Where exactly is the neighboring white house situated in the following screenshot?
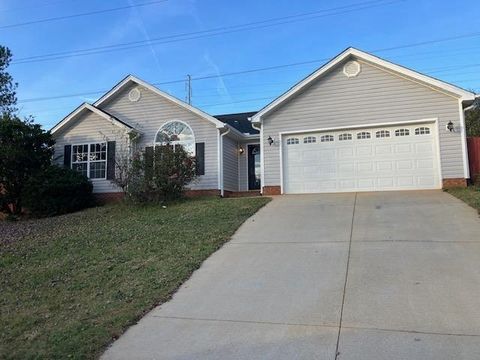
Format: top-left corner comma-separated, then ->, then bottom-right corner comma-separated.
51,47 -> 476,197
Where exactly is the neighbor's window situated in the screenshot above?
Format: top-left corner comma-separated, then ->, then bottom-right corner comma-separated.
286,138 -> 299,145
303,136 -> 316,144
357,131 -> 371,139
415,127 -> 430,135
155,121 -> 195,155
320,135 -> 334,142
395,128 -> 410,137
339,133 -> 352,141
72,143 -> 107,179
376,130 -> 390,138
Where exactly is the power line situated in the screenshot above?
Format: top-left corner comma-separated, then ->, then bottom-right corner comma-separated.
11,0 -> 401,64
0,0 -> 168,30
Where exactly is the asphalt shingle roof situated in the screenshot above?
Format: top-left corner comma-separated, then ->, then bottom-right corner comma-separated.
213,111 -> 259,135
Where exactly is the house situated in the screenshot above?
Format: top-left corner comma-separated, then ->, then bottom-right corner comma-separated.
51,47 -> 476,197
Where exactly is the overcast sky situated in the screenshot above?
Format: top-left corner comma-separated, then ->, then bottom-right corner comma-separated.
1,0 -> 479,129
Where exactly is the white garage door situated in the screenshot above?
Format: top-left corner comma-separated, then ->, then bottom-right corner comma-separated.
282,123 -> 440,194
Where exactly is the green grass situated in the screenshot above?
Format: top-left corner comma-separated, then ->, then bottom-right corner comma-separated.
0,197 -> 270,359
445,186 -> 480,213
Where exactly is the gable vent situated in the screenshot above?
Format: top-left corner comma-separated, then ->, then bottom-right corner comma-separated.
128,88 -> 141,102
343,61 -> 361,78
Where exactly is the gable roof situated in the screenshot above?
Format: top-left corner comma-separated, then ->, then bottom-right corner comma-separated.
51,103 -> 135,135
93,74 -> 226,129
251,47 -> 476,122
214,112 -> 259,135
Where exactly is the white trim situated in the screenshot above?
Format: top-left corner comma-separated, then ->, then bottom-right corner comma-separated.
251,122 -> 264,194
458,100 -> 470,179
279,135 -> 284,194
217,130 -> 222,190
277,118 -> 438,137
219,128 -> 231,197
51,103 -> 133,135
153,119 -> 196,155
251,48 -> 475,123
71,141 -> 108,180
94,75 -> 226,129
433,119 -> 444,182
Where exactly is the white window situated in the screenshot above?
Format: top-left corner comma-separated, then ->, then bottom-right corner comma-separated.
320,135 -> 334,142
339,133 -> 352,141
155,121 -> 195,155
303,136 -> 316,144
72,143 -> 107,179
376,130 -> 390,138
357,131 -> 371,139
395,128 -> 410,137
286,138 -> 299,145
415,127 -> 430,135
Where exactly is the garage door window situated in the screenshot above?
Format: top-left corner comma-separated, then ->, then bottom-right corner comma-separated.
286,138 -> 299,145
395,128 -> 410,137
303,136 -> 316,144
415,127 -> 430,135
357,131 -> 371,139
320,135 -> 334,142
339,133 -> 352,141
376,130 -> 390,138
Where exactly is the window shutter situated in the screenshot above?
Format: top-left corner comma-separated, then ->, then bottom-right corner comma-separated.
145,146 -> 154,180
64,145 -> 72,168
195,142 -> 205,176
106,141 -> 116,180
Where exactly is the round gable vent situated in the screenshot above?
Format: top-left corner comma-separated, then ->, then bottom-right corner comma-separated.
343,61 -> 361,78
128,88 -> 141,102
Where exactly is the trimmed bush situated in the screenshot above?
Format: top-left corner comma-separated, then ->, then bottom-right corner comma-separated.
23,165 -> 94,217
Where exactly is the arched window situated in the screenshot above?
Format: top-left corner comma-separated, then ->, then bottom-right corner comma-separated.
286,138 -> 299,145
339,133 -> 352,141
395,128 -> 410,137
155,121 -> 195,155
320,135 -> 334,142
415,127 -> 430,135
357,131 -> 371,139
376,130 -> 390,138
303,136 -> 316,144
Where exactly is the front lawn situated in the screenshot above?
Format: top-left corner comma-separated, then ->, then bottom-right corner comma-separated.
0,197 -> 270,359
445,186 -> 480,213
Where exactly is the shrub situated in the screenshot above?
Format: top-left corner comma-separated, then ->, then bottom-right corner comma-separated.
23,165 -> 94,217
119,145 -> 197,203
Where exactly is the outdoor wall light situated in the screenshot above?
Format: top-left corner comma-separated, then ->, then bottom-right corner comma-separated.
267,136 -> 274,146
446,121 -> 454,132
239,146 -> 245,155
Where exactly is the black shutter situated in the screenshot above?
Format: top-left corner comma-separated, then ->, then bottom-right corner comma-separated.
106,141 -> 116,180
64,145 -> 72,168
145,146 -> 154,180
195,142 -> 205,176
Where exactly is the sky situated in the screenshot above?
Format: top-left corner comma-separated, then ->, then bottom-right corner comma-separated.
1,0 -> 479,130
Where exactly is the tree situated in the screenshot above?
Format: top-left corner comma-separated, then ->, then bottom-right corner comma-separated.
0,114 -> 55,215
0,46 -> 17,115
466,99 -> 480,137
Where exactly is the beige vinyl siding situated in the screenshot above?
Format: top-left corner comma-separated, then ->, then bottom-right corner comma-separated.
262,57 -> 465,186
52,111 -> 128,193
222,136 -> 239,192
99,83 -> 219,190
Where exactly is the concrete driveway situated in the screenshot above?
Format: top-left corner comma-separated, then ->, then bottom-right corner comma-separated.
102,191 -> 480,360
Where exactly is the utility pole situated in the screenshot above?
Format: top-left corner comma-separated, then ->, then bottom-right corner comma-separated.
185,74 -> 192,104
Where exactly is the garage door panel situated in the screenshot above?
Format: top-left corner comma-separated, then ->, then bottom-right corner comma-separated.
283,122 -> 440,193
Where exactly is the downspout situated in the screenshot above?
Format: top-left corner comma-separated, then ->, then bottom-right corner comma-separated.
218,127 -> 231,197
251,120 -> 263,194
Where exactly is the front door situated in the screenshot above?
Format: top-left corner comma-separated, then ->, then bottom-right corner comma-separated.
248,144 -> 261,190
